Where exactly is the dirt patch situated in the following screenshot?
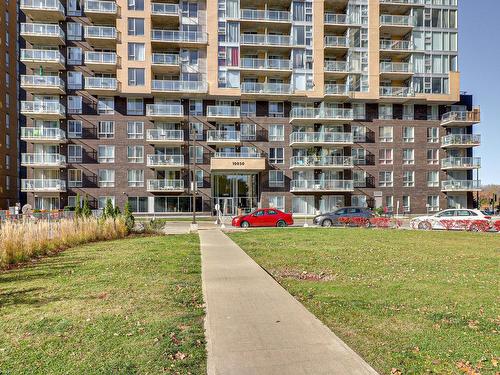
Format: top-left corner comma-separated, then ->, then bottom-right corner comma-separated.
271,268 -> 336,282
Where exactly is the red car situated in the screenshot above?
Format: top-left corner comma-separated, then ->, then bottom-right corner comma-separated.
232,209 -> 294,228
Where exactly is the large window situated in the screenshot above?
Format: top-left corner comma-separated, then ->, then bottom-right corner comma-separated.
403,127 -> 414,142
127,169 -> 144,187
128,68 -> 145,86
97,97 -> 114,114
98,170 -> 115,187
268,195 -> 285,211
98,121 -> 115,138
379,126 -> 393,142
269,124 -> 284,142
269,170 -> 284,187
403,171 -> 415,187
269,102 -> 284,117
269,148 -> 284,164
127,18 -> 144,36
128,0 -> 144,11
68,120 -> 82,138
127,121 -> 144,139
98,196 -> 115,209
68,169 -> 82,187
68,96 -> 82,114
427,195 -> 439,212
189,146 -> 203,163
127,98 -> 143,115
379,171 -> 393,187
128,197 -> 148,212
241,101 -> 256,117
68,144 -> 82,162
403,148 -> 414,165
98,145 -> 115,163
128,43 -> 145,61
427,171 -> 439,187
127,146 -> 144,163
379,148 -> 393,165
427,127 -> 439,142
427,149 -> 439,165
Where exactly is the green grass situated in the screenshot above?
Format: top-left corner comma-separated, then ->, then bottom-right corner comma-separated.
0,235 -> 206,374
228,228 -> 500,375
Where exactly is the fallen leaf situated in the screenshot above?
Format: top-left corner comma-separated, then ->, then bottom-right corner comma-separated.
174,351 -> 187,360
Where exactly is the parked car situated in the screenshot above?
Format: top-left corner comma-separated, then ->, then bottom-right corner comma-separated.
312,207 -> 374,227
232,209 -> 294,228
410,209 -> 492,231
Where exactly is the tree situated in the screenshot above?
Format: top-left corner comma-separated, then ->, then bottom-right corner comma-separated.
103,198 -> 115,220
82,196 -> 92,218
74,193 -> 82,218
123,200 -> 135,231
114,206 -> 121,217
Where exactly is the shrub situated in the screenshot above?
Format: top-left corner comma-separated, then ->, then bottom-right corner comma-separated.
369,217 -> 391,228
123,200 -> 135,232
102,198 -> 115,220
74,193 -> 82,218
494,220 -> 500,232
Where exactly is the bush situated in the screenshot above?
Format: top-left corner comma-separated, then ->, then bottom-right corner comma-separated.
369,217 -> 391,228
123,200 -> 135,232
82,196 -> 92,218
494,221 -> 500,232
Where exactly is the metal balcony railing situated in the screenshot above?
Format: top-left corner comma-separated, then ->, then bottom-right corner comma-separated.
240,9 -> 291,22
441,180 -> 481,191
84,77 -> 118,90
441,111 -> 481,125
84,0 -> 117,13
146,104 -> 184,117
21,179 -> 66,192
146,129 -> 184,142
380,86 -> 414,97
290,156 -> 354,168
213,152 -> 262,158
21,153 -> 66,166
441,157 -> 481,169
147,154 -> 184,167
20,23 -> 64,38
147,179 -> 184,191
21,127 -> 66,141
380,39 -> 413,51
380,0 -> 424,5
151,30 -> 207,43
151,80 -> 207,92
206,106 -> 240,118
21,101 -> 65,116
21,49 -> 65,64
290,180 -> 354,192
85,51 -> 117,64
152,53 -> 180,65
289,107 -> 354,121
380,15 -> 415,26
325,84 -> 350,95
84,26 -> 117,39
324,13 -> 359,25
21,75 -> 64,90
240,34 -> 291,46
441,134 -> 481,147
380,61 -> 413,73
324,35 -> 349,47
151,2 -> 179,15
240,58 -> 291,70
290,132 -> 353,144
207,130 -> 241,143
20,0 -> 64,12
241,82 -> 292,94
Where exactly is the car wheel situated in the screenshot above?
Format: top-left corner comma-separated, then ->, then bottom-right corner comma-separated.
364,219 -> 372,228
240,221 -> 250,228
322,219 -> 332,227
276,220 -> 287,228
418,221 -> 432,230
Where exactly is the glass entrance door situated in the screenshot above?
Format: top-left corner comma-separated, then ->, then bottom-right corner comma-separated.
213,174 -> 258,216
217,197 -> 235,216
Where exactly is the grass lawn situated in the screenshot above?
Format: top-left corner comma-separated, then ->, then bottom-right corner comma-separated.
228,228 -> 500,375
0,235 -> 206,374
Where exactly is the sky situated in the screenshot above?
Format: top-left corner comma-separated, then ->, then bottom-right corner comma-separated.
459,0 -> 500,185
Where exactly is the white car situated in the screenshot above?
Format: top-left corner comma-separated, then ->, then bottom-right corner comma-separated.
410,209 -> 492,231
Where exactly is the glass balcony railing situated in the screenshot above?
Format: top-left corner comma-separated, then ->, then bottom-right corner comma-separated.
20,0 -> 64,13
380,0 -> 424,5
151,80 -> 207,93
207,130 -> 241,143
380,62 -> 413,73
207,106 -> 241,118
325,84 -> 350,95
324,13 -> 359,25
21,153 -> 66,166
213,152 -> 262,158
147,154 -> 184,167
240,34 -> 291,46
20,23 -> 64,38
151,30 -> 207,43
290,156 -> 354,168
289,108 -> 354,121
21,179 -> 66,192
380,15 -> 415,26
21,75 -> 64,90
84,77 -> 118,90
21,101 -> 65,116
290,180 -> 354,192
441,157 -> 481,169
240,58 -> 291,70
290,132 -> 353,144
380,86 -> 414,97
21,49 -> 65,64
241,82 -> 292,94
84,0 -> 117,13
152,53 -> 180,65
146,104 -> 184,117
324,35 -> 349,47
151,2 -> 179,15
147,179 -> 184,191
380,39 -> 413,51
84,26 -> 117,39
84,51 -> 117,64
441,111 -> 481,125
21,127 -> 66,141
146,129 -> 184,142
240,9 -> 291,22
324,61 -> 347,72
441,134 -> 481,147
441,180 -> 481,191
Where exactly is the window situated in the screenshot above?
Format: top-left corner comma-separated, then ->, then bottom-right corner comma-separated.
379,148 -> 393,164
352,148 -> 366,165
127,121 -> 144,139
403,148 -> 414,164
68,169 -> 83,187
68,144 -> 82,162
189,100 -> 203,115
269,148 -> 284,164
98,196 -> 115,209
189,122 -> 203,140
68,47 -> 82,65
269,170 -> 284,187
98,121 -> 115,138
268,195 -> 285,211
195,170 -> 203,188
127,98 -> 143,115
5,176 -> 10,191
403,104 -> 414,120
402,195 -> 411,212
67,22 -> 82,40
427,149 -> 439,165
269,124 -> 284,141
128,43 -> 145,61
384,196 -> 394,211
403,127 -> 414,142
128,169 -> 144,187
128,18 -> 144,36
68,195 -> 83,208
379,126 -> 393,142
353,170 -> 366,187
128,68 -> 145,86
379,104 -> 393,119
379,171 -> 393,187
241,123 -> 256,141
67,71 -> 83,89
98,97 -> 114,114
98,170 -> 115,187
5,134 -> 10,149
68,96 -> 82,114
128,197 -> 148,212
269,102 -> 284,117
352,195 -> 367,208
352,125 -> 366,142
427,171 -> 439,187
189,146 -> 203,163
181,1 -> 198,17
98,145 -> 115,163
352,103 -> 366,119
241,101 -> 256,117
68,120 -> 82,138
128,0 -> 144,11
5,155 -> 10,169
403,171 -> 415,187
427,195 -> 439,212
427,127 -> 439,142
127,146 -> 144,163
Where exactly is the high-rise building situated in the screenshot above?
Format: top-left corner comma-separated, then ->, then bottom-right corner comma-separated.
0,0 -> 19,209
19,0 -> 481,215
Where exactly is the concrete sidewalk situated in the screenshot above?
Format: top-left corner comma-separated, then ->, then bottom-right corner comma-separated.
200,229 -> 378,375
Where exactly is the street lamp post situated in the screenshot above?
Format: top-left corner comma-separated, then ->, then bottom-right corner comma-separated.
188,109 -> 197,226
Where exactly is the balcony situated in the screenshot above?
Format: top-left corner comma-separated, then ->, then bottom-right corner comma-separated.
84,77 -> 118,94
21,179 -> 66,192
207,130 -> 241,146
240,58 -> 292,74
380,15 -> 415,36
324,84 -> 350,98
84,26 -> 118,47
146,104 -> 184,121
441,134 -> 481,148
380,0 -> 424,13
151,30 -> 207,45
324,35 -> 349,50
441,157 -> 481,170
241,82 -> 293,97
151,53 -> 180,73
21,127 -> 66,143
289,108 -> 354,124
211,152 -> 266,172
240,34 -> 291,48
379,86 -> 415,101
21,49 -> 65,70
151,3 -> 180,23
379,62 -> 413,79
20,23 -> 65,45
206,106 -> 241,122
146,129 -> 184,145
324,61 -> 361,78
290,180 -> 354,192
21,101 -> 65,120
324,13 -> 361,32
21,75 -> 65,94
147,179 -> 184,193
380,39 -> 414,58
290,156 -> 354,169
441,110 -> 481,127
21,153 -> 66,168
441,180 -> 481,192
84,0 -> 117,22
20,0 -> 65,21
151,80 -> 208,95
289,132 -> 353,147
84,51 -> 118,72
239,9 -> 291,24
146,154 -> 184,169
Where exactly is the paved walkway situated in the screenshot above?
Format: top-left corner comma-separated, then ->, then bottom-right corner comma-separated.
200,229 -> 379,375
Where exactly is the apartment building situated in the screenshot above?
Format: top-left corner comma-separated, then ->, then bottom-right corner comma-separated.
0,0 -> 19,209
19,0 -> 481,215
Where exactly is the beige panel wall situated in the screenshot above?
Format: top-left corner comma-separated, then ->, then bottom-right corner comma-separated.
211,157 -> 266,172
307,0 -> 325,99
